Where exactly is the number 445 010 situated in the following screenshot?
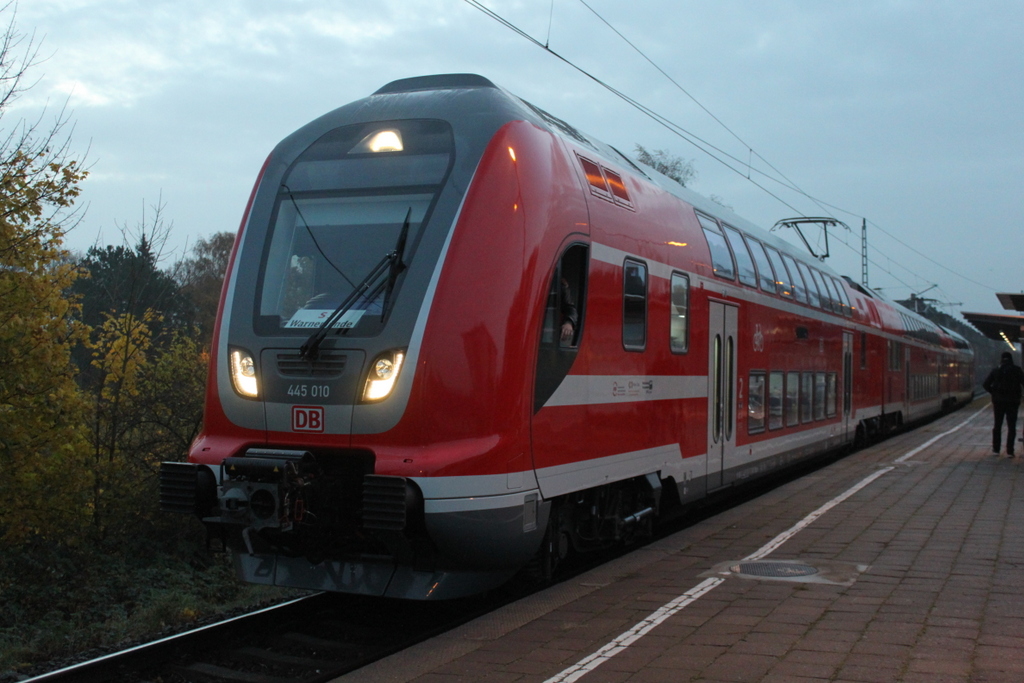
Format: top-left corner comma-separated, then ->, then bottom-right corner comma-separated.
287,384 -> 330,398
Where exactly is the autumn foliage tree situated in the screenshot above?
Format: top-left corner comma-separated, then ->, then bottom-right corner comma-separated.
0,13 -> 90,544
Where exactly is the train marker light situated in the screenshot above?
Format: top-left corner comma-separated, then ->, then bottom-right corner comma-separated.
363,350 -> 405,401
508,146 -> 516,162
352,129 -> 404,153
229,348 -> 259,398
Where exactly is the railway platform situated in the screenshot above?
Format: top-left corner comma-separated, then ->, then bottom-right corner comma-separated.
337,398 -> 1024,683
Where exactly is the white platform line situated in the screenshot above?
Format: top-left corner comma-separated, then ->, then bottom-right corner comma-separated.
894,403 -> 987,464
543,405 -> 985,683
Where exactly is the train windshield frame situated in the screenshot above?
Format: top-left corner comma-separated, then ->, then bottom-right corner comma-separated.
253,119 -> 455,337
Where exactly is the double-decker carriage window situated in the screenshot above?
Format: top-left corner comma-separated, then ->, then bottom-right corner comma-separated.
768,371 -> 784,430
670,272 -> 690,353
255,119 -> 454,336
764,245 -> 791,298
748,371 -> 766,434
798,262 -> 822,308
808,268 -> 830,310
623,259 -> 648,350
747,238 -> 777,293
814,372 -> 827,420
723,225 -> 757,287
832,276 -> 853,317
535,244 -> 589,411
818,273 -> 840,313
782,254 -> 809,304
800,372 -> 813,423
696,213 -> 735,280
785,371 -> 800,427
826,372 -> 838,417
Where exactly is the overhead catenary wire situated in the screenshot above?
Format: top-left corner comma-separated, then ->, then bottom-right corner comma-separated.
463,0 -> 1001,299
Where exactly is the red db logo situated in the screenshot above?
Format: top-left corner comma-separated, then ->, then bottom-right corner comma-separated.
292,406 -> 324,433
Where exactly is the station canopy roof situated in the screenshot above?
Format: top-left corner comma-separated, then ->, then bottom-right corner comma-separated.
961,311 -> 1024,343
996,292 -> 1024,312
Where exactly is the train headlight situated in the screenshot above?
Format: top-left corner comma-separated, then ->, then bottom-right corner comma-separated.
229,347 -> 259,399
363,350 -> 405,402
352,129 -> 404,154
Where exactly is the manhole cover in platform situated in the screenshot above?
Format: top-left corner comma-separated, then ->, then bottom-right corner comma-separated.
732,561 -> 818,578
701,559 -> 868,586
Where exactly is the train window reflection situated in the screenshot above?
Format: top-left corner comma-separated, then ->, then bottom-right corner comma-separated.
747,238 -> 777,293
723,226 -> 757,288
768,371 -> 784,430
748,371 -> 766,434
814,372 -> 827,420
764,246 -> 791,298
782,254 -> 809,304
696,213 -> 735,280
786,371 -> 800,427
623,259 -> 647,350
670,272 -> 689,353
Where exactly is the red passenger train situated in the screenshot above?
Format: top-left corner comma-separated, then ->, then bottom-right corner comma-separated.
160,74 -> 974,599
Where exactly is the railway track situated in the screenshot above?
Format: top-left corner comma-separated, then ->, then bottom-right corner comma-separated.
21,589 -> 512,683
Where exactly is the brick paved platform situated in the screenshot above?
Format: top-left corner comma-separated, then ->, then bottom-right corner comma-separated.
337,399 -> 1024,683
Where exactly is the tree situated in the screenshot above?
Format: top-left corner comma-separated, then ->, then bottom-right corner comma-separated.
0,7 -> 90,543
634,144 -> 697,188
73,202 -> 184,337
176,231 -> 235,346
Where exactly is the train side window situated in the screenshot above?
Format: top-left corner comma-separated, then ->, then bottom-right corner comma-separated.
821,274 -> 841,314
670,272 -> 689,353
888,340 -> 902,371
798,262 -> 822,308
832,276 -> 853,317
782,254 -> 809,304
768,371 -> 784,430
747,238 -> 777,293
534,244 -> 589,411
623,259 -> 647,351
748,371 -> 766,434
764,246 -> 791,298
826,373 -> 838,417
696,213 -> 736,280
785,371 -> 800,427
603,169 -> 632,206
723,225 -> 757,287
808,268 -> 831,310
814,372 -> 827,420
578,156 -> 611,198
800,372 -> 813,423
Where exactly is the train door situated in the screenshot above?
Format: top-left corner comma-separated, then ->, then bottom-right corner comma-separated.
842,331 -> 853,438
707,301 -> 738,491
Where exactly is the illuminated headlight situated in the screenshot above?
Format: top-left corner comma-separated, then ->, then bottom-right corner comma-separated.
363,350 -> 405,402
351,129 -> 404,154
229,348 -> 259,398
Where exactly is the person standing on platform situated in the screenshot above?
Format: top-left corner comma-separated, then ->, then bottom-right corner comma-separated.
982,351 -> 1024,457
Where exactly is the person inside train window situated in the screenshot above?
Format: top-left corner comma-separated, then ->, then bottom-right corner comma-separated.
559,276 -> 580,346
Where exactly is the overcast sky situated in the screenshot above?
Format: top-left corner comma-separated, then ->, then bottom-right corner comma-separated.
11,0 -> 1024,317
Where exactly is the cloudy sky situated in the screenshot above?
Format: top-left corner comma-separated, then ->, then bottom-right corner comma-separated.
11,0 -> 1024,316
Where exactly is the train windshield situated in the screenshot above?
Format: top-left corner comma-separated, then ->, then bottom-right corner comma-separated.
255,120 -> 453,336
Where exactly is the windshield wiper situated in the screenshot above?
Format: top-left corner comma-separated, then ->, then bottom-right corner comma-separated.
299,208 -> 413,360
380,207 -> 411,321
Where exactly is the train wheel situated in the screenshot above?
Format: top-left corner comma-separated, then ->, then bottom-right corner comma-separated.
525,501 -> 571,582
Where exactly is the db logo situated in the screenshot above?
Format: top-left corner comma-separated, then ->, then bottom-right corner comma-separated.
292,406 -> 325,433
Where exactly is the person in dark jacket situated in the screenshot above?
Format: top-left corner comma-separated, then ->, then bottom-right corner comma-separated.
982,351 -> 1024,456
